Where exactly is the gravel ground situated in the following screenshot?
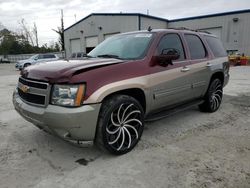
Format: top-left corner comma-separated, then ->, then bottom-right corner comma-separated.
0,64 -> 249,188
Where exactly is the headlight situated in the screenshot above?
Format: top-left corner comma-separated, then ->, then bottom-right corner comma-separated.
51,84 -> 85,107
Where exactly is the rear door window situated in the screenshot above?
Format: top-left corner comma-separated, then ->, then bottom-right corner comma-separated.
43,54 -> 55,59
185,34 -> 206,59
38,54 -> 44,59
157,33 -> 185,61
205,36 -> 227,57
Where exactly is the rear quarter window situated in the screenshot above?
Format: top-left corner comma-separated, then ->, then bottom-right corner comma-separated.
205,36 -> 227,57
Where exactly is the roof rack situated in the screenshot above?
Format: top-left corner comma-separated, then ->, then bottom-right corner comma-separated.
168,27 -> 211,34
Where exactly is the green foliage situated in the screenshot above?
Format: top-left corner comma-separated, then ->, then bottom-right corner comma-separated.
0,28 -> 60,55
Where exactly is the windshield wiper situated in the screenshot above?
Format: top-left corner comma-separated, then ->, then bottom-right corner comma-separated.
97,54 -> 122,59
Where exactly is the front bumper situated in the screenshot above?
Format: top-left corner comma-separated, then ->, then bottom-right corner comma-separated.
13,89 -> 101,141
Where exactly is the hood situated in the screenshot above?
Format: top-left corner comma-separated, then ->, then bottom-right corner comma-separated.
18,59 -> 31,64
21,58 -> 124,83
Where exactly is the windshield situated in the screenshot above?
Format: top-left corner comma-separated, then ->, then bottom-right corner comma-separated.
88,33 -> 154,60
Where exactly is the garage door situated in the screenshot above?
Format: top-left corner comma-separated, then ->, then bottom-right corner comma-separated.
70,39 -> 81,53
85,36 -> 98,53
200,27 -> 222,39
86,36 -> 98,48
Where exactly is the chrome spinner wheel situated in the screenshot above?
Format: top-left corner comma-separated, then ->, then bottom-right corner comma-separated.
105,103 -> 143,152
199,78 -> 223,112
209,79 -> 223,111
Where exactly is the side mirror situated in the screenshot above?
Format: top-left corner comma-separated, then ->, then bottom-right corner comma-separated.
155,48 -> 180,67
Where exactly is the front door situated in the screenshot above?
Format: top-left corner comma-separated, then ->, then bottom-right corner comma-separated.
149,33 -> 194,111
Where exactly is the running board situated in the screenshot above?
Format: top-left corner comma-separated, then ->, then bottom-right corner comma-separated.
145,100 -> 204,122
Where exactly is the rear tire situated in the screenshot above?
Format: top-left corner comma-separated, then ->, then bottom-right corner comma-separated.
199,78 -> 223,112
95,95 -> 144,155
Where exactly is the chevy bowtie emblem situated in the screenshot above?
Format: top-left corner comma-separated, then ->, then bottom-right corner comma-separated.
20,85 -> 30,93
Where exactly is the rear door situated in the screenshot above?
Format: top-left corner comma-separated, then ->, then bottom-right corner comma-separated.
183,34 -> 211,98
150,33 -> 194,111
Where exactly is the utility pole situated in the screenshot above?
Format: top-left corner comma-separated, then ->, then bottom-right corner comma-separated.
61,9 -> 65,51
33,22 -> 38,47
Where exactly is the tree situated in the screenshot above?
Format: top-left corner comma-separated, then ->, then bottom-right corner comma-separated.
52,9 -> 64,51
19,19 -> 35,46
0,27 -> 59,55
19,19 -> 39,47
0,20 -> 60,55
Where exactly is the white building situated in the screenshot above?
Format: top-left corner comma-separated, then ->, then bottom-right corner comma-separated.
64,9 -> 250,58
64,13 -> 167,58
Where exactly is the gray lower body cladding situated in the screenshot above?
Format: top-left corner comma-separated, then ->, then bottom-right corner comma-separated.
13,89 -> 101,141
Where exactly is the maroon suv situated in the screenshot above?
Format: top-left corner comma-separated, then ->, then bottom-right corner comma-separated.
13,29 -> 229,154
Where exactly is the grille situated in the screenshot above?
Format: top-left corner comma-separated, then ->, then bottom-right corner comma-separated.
18,77 -> 50,107
18,88 -> 45,105
19,77 -> 48,89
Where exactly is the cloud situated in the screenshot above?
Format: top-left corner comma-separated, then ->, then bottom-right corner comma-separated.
0,0 -> 249,46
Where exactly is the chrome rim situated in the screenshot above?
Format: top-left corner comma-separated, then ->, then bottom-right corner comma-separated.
209,79 -> 223,111
106,103 -> 142,151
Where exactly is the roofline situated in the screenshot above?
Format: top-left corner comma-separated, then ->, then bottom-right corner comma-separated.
64,13 -> 168,32
169,9 -> 250,22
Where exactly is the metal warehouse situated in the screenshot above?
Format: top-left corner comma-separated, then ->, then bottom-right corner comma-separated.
64,9 -> 250,58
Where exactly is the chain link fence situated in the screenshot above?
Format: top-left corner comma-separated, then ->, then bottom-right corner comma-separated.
0,52 -> 65,63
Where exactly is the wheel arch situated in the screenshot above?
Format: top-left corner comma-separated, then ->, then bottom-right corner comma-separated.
210,71 -> 224,85
101,88 -> 147,113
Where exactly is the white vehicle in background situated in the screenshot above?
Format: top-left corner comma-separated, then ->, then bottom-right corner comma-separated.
70,52 -> 87,59
15,54 -> 59,70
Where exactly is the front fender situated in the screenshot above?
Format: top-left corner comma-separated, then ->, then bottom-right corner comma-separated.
84,76 -> 148,104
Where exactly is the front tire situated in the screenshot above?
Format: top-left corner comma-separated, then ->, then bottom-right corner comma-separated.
95,95 -> 144,155
199,78 -> 223,112
23,63 -> 31,68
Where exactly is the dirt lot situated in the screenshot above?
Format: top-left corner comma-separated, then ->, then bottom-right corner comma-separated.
0,64 -> 250,188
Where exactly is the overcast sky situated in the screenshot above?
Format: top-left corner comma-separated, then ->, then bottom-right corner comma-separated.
0,0 -> 249,46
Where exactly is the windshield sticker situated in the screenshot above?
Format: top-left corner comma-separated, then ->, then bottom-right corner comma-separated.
134,34 -> 152,38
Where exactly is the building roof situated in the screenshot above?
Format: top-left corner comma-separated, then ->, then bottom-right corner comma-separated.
64,9 -> 250,32
64,13 -> 168,32
169,9 -> 250,22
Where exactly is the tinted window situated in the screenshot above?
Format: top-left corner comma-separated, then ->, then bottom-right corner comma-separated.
157,33 -> 185,61
185,34 -> 206,59
43,54 -> 56,58
205,36 -> 227,57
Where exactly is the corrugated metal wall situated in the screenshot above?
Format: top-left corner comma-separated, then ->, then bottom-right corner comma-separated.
169,12 -> 250,55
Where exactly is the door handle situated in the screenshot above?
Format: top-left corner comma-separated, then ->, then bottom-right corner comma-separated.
181,66 -> 190,72
206,62 -> 212,67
